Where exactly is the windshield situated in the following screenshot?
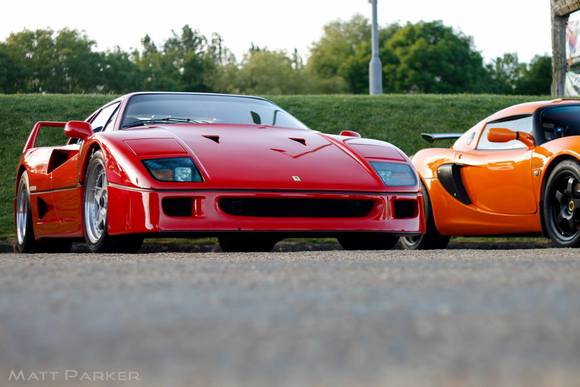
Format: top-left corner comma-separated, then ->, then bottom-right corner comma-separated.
121,94 -> 308,130
540,105 -> 580,143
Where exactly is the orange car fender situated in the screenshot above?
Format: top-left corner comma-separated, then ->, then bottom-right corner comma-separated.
534,137 -> 580,193
411,148 -> 456,180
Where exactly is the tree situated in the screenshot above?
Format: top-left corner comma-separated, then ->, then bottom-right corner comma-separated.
385,21 -> 487,93
337,24 -> 401,93
235,48 -> 311,94
307,15 -> 370,81
135,33 -> 180,91
3,28 -> 101,93
99,49 -> 141,93
0,43 -> 26,93
308,17 -> 488,94
515,55 -> 552,95
0,22 -> 551,95
485,53 -> 525,94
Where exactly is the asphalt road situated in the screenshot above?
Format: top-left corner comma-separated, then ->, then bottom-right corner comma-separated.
0,248 -> 579,387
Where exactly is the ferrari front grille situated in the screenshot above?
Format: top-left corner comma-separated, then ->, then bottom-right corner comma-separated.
218,198 -> 374,218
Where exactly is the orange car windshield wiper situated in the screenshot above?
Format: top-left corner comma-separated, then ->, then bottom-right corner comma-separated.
122,117 -> 197,129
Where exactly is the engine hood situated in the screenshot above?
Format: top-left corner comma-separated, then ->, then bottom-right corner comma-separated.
117,124 -> 408,192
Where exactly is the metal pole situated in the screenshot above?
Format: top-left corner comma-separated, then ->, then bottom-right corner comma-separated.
369,0 -> 383,95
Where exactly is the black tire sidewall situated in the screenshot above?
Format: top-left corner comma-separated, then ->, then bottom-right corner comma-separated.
83,151 -> 109,252
15,172 -> 36,253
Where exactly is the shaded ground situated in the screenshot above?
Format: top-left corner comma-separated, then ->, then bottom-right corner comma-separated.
0,248 -> 579,387
0,236 -> 554,254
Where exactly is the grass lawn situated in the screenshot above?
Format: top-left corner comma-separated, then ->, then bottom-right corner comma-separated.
0,93 -> 548,241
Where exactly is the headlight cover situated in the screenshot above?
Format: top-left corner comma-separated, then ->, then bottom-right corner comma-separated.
142,158 -> 203,182
370,161 -> 417,187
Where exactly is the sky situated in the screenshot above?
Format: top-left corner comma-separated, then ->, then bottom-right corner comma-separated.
0,0 -> 551,63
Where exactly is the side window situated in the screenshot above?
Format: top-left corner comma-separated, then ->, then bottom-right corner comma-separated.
90,103 -> 120,133
103,105 -> 120,132
477,116 -> 533,150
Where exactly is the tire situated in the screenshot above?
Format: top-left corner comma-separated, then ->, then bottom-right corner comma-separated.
338,233 -> 399,250
218,234 -> 278,252
399,181 -> 450,250
83,150 -> 143,253
15,172 -> 72,253
542,159 -> 580,248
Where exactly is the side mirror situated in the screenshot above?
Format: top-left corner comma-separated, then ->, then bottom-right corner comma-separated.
340,130 -> 361,138
487,128 -> 535,149
64,121 -> 92,140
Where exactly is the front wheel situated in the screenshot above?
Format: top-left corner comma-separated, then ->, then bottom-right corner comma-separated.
542,160 -> 580,248
338,233 -> 399,250
83,150 -> 143,253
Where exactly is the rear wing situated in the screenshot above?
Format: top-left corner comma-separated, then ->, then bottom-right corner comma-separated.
421,133 -> 462,143
23,121 -> 66,152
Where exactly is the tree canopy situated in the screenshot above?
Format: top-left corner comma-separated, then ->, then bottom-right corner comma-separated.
0,17 -> 551,95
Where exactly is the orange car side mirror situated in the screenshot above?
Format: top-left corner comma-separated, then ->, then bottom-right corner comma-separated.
64,121 -> 92,140
340,130 -> 361,138
487,128 -> 535,149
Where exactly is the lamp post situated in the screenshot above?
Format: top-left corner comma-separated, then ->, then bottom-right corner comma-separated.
369,0 -> 383,95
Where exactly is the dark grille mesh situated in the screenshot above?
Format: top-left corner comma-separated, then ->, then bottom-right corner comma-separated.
219,198 -> 374,218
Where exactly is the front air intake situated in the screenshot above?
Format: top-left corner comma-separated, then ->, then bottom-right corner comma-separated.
219,198 -> 374,218
393,199 -> 418,219
162,197 -> 193,217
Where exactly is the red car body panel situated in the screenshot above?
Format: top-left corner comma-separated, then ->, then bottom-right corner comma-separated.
15,93 -> 424,241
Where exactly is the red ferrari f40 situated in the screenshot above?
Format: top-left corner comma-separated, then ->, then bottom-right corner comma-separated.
15,93 -> 424,253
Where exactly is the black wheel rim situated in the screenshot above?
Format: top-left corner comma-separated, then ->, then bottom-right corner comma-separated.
549,172 -> 580,240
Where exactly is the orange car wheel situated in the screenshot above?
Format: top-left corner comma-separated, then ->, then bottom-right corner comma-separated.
400,181 -> 450,250
543,160 -> 580,248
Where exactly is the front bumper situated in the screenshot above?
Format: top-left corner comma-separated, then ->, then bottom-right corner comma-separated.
107,184 -> 425,236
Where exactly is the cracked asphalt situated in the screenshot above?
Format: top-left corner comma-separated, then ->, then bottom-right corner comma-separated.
0,248 -> 579,387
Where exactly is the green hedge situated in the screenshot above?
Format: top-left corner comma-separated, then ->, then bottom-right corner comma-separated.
0,94 -> 546,239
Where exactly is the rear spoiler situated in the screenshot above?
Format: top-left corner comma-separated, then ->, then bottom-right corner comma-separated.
421,133 -> 462,143
23,121 -> 66,152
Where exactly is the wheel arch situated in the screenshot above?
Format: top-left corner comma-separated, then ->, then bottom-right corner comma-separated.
78,142 -> 103,186
15,165 -> 27,189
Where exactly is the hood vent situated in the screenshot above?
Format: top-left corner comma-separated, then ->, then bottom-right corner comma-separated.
290,137 -> 306,146
203,135 -> 220,144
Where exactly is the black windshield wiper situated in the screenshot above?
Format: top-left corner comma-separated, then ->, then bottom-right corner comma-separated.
122,116 -> 195,129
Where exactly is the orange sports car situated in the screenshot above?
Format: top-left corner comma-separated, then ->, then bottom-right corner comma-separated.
401,99 -> 580,249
